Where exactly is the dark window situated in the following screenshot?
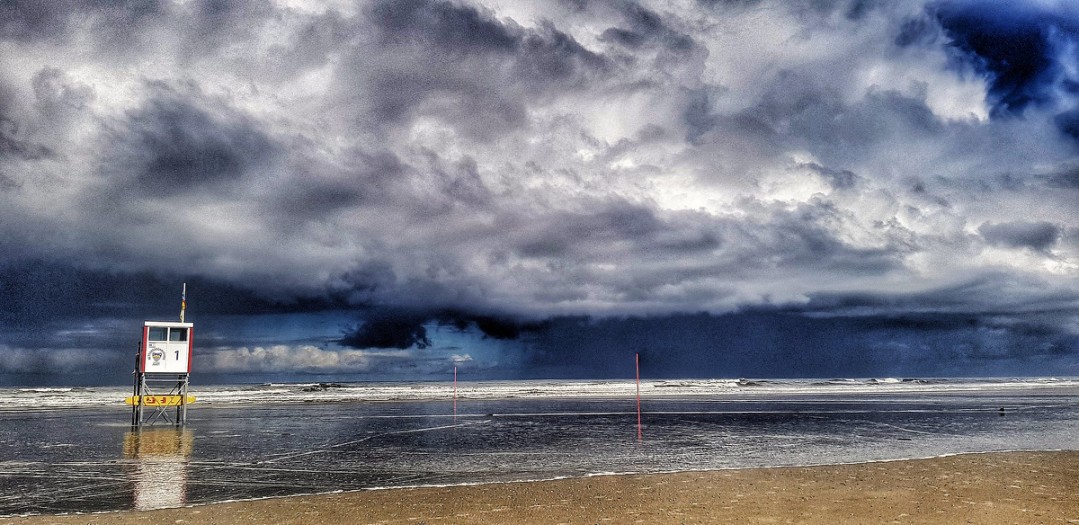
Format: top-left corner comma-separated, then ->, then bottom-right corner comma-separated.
148,327 -> 168,341
169,328 -> 188,342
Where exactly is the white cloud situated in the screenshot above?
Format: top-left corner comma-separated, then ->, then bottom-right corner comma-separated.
200,344 -> 480,375
201,345 -> 376,373
0,346 -> 124,374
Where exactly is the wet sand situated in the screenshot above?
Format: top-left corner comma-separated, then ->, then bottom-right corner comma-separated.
4,451 -> 1078,524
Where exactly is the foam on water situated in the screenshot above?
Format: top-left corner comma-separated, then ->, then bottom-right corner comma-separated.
3,377 -> 1078,411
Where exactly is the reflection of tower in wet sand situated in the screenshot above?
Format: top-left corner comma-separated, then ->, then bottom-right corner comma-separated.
123,429 -> 193,511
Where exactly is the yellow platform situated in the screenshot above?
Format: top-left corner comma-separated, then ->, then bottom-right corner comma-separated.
125,395 -> 196,406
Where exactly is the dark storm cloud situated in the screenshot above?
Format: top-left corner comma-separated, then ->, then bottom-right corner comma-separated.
337,309 -> 544,350
1046,166 -> 1079,190
354,0 -> 611,137
519,306 -> 1079,379
0,0 -> 169,48
0,173 -> 17,191
381,0 -> 613,83
933,0 -> 1079,145
806,274 -> 1079,318
0,261 -> 327,331
600,2 -> 696,53
522,198 -> 891,276
0,259 -> 356,380
370,0 -> 518,52
933,1 -> 1079,116
894,13 -> 938,48
979,221 -> 1061,251
110,85 -> 279,197
698,0 -> 881,14
0,0 -> 286,63
181,0 -> 277,55
270,147 -> 496,233
0,80 -> 53,163
270,151 -> 406,220
685,76 -> 947,163
340,310 -> 432,349
0,121 -> 53,163
517,202 -> 663,258
0,0 -> 82,42
1053,109 -> 1079,141
469,314 -> 540,340
801,162 -> 860,190
0,259 -> 351,384
752,74 -> 943,146
695,0 -> 764,7
699,199 -> 906,278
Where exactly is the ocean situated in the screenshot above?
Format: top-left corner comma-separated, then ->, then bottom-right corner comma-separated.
2,378 -> 1077,516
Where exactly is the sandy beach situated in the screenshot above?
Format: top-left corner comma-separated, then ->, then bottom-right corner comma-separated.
3,451 -> 1077,524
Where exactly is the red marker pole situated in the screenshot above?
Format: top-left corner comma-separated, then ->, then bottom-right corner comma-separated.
636,353 -> 642,442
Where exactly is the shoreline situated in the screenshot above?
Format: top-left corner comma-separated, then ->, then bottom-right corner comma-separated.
4,450 -> 1078,524
8,377 -> 1079,410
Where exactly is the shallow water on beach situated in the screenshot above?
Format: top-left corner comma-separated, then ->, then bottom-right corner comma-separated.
1,379 -> 1078,516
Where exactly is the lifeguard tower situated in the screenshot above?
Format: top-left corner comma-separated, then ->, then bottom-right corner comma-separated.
130,285 -> 194,427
